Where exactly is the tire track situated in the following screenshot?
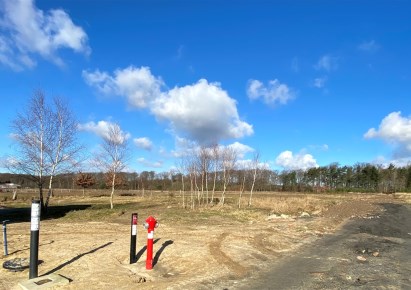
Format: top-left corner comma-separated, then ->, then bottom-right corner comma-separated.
209,232 -> 248,277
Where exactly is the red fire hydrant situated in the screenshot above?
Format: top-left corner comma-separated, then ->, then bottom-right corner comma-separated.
144,216 -> 158,270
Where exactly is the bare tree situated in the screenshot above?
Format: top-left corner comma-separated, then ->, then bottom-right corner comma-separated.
248,151 -> 260,207
220,147 -> 237,206
45,97 -> 83,208
8,90 -> 81,212
197,145 -> 211,205
238,163 -> 247,209
104,172 -> 126,190
175,158 -> 187,208
94,123 -> 129,209
187,157 -> 197,209
210,144 -> 220,205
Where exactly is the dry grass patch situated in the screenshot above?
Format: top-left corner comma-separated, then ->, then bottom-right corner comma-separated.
250,194 -> 337,215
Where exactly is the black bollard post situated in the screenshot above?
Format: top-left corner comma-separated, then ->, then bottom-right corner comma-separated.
29,200 -> 41,279
2,220 -> 9,256
130,213 -> 138,264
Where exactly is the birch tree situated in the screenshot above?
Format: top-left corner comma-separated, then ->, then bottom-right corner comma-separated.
94,123 -> 129,209
197,146 -> 211,205
248,151 -> 260,207
220,147 -> 237,205
210,144 -> 220,205
44,97 -> 83,208
8,90 -> 81,212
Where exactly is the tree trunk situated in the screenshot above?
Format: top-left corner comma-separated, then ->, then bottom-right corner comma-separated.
12,189 -> 17,200
190,174 -> 194,209
248,167 -> 257,207
38,183 -> 45,214
239,174 -> 246,208
211,168 -> 217,205
220,165 -> 228,206
45,175 -> 55,210
110,173 -> 116,209
181,174 -> 185,208
205,171 -> 209,206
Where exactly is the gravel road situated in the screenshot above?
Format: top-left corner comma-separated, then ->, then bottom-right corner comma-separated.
239,202 -> 411,289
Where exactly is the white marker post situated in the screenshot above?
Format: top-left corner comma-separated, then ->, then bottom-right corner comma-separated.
29,200 -> 41,279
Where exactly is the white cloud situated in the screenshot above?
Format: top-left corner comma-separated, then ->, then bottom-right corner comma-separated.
82,66 -> 164,108
237,159 -> 269,170
364,111 -> 411,157
170,138 -> 254,160
358,40 -> 380,52
247,79 -> 295,106
313,77 -> 327,88
134,137 -> 153,151
227,142 -> 254,158
275,150 -> 318,170
0,0 -> 89,70
78,120 -> 130,143
371,155 -> 411,168
315,55 -> 338,71
84,67 -> 253,144
137,157 -> 163,168
170,136 -> 197,158
152,79 -> 253,143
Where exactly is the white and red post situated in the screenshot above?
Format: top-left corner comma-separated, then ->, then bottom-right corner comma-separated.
144,216 -> 158,270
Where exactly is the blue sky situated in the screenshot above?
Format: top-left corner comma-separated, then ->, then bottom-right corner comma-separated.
1,0 -> 411,173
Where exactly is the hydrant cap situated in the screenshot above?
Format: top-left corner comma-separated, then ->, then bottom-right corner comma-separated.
145,216 -> 156,223
145,216 -> 158,227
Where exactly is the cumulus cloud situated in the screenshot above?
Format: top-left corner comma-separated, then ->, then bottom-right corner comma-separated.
151,79 -> 253,143
82,66 -> 164,108
358,40 -> 380,52
170,137 -> 197,158
275,150 -> 318,170
84,66 -> 253,144
364,111 -> 411,157
0,0 -> 89,70
170,137 -> 254,160
227,142 -> 254,158
137,157 -> 163,168
78,120 -> 130,143
134,137 -> 153,151
315,55 -> 338,71
313,77 -> 327,88
247,79 -> 295,106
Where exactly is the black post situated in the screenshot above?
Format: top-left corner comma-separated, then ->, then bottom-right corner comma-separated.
29,200 -> 41,279
2,220 -> 9,256
130,213 -> 138,264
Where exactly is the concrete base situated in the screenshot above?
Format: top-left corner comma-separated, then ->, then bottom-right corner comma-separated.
18,274 -> 70,290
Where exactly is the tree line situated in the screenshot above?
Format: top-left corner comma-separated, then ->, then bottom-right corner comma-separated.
3,161 -> 411,195
3,91 -> 411,213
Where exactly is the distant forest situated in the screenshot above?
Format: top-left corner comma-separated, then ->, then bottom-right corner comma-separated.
1,162 -> 411,193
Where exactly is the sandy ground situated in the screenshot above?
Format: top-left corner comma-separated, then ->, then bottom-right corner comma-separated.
0,193 -> 408,290
239,201 -> 411,289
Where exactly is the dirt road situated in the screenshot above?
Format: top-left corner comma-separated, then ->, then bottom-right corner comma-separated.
1,193 -> 410,289
238,202 -> 411,289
